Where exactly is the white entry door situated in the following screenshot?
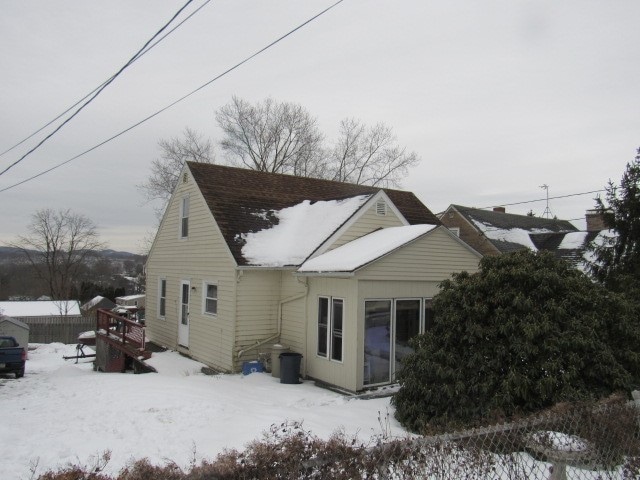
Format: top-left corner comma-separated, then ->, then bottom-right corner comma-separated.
178,280 -> 190,347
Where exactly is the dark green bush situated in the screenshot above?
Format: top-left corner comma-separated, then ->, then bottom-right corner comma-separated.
392,250 -> 640,432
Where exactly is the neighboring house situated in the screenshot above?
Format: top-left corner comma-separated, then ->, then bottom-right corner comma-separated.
145,162 -> 481,393
0,300 -> 90,344
114,294 -> 146,323
115,294 -> 146,308
439,205 -> 606,270
80,296 -> 116,320
0,315 -> 29,354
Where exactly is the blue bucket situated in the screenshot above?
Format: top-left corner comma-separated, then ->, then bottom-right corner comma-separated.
242,361 -> 265,375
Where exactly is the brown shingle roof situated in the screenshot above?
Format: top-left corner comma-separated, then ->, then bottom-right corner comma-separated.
187,162 -> 440,265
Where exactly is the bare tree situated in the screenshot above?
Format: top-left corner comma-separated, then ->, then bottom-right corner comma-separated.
329,118 -> 420,188
10,209 -> 106,301
216,96 -> 325,177
140,127 -> 214,209
150,99 -> 420,203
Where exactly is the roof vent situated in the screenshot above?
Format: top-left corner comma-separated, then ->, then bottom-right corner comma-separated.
376,200 -> 387,216
183,172 -> 188,184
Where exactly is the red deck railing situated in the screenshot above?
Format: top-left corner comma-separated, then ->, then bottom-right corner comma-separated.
96,308 -> 146,353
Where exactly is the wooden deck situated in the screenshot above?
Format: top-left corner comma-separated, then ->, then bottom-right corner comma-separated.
94,308 -> 153,373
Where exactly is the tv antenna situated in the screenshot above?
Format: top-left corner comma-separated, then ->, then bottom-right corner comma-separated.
540,184 -> 553,218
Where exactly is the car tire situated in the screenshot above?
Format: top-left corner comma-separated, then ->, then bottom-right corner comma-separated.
15,370 -> 24,379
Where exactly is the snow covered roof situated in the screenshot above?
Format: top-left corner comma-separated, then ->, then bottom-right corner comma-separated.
475,222 -> 555,252
116,294 -> 145,302
298,224 -> 438,273
446,205 -> 578,254
0,301 -> 81,317
186,162 -> 440,266
242,195 -> 371,267
558,231 -> 590,250
581,229 -> 617,268
81,296 -> 116,312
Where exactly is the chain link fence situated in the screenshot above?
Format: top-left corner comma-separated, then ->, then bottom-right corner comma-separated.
368,396 -> 640,479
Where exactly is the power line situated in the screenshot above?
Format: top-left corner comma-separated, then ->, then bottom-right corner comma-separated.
0,0 -> 346,194
0,0 -> 211,159
0,0 -> 200,177
435,189 -> 607,218
479,189 -> 606,210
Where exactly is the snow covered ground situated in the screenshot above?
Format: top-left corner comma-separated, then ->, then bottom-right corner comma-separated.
0,343 -> 407,479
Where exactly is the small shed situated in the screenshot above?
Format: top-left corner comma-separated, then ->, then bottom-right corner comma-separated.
0,315 -> 29,354
115,294 -> 145,308
81,296 -> 116,319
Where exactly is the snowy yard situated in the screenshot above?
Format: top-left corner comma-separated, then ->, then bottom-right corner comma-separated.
0,343 -> 406,479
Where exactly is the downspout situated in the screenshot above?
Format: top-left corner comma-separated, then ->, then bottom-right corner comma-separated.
236,276 -> 308,360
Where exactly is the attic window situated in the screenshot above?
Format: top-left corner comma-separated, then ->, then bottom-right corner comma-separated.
376,200 -> 387,216
182,172 -> 188,184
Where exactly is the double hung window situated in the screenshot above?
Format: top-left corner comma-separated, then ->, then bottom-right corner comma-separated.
317,297 -> 344,362
180,196 -> 190,238
158,278 -> 167,318
203,283 -> 218,315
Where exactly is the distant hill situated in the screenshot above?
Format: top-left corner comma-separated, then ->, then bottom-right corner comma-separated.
0,247 -> 146,264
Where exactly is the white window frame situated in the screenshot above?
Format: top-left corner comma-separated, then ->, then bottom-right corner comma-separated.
180,195 -> 190,239
423,297 -> 435,332
202,281 -> 218,316
317,296 -> 344,363
158,277 -> 167,319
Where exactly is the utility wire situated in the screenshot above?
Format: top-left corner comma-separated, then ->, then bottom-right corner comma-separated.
0,0 -> 346,193
0,0 -> 199,177
435,189 -> 607,218
0,0 -> 211,159
478,189 -> 606,210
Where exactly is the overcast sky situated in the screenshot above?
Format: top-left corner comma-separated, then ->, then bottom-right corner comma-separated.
1,1 -> 638,253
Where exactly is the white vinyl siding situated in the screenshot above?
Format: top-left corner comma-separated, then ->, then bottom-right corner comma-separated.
356,227 -> 481,281
146,167 -> 237,372
234,269 -> 280,368
305,277 -> 358,390
279,272 -> 307,355
330,201 -> 404,250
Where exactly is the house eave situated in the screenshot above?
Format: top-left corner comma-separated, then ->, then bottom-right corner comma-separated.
294,271 -> 355,278
235,265 -> 299,271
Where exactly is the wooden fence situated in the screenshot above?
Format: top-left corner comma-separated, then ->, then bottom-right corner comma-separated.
17,316 -> 95,344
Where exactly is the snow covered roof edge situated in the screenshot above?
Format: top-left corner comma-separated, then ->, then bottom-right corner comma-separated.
297,224 -> 439,273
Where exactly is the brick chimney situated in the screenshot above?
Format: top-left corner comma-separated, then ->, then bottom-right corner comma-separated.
493,207 -> 506,213
585,209 -> 607,231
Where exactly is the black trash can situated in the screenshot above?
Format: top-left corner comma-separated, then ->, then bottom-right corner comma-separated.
279,352 -> 303,384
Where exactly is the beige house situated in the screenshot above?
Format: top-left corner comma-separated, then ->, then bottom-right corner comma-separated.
145,163 -> 481,392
